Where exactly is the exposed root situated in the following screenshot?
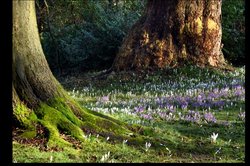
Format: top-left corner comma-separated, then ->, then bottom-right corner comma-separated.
13,96 -> 167,150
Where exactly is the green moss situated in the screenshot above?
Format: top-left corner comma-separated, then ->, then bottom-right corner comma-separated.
33,97 -> 141,148
36,101 -> 85,147
20,130 -> 37,139
47,97 -> 83,126
13,102 -> 38,138
39,119 -> 72,148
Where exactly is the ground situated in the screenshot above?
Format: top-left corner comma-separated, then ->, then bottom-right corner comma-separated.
13,65 -> 245,163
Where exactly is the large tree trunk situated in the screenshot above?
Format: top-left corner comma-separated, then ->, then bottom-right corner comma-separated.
113,0 -> 227,71
13,0 -> 64,109
12,0 -> 140,147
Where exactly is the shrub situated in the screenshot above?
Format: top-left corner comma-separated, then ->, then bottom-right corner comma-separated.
222,0 -> 245,66
38,0 -> 145,75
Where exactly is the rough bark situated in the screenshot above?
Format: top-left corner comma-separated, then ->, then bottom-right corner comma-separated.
113,0 -> 227,71
13,0 -> 64,109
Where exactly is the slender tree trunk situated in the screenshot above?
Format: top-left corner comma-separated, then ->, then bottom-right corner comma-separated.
43,0 -> 62,75
113,0 -> 227,71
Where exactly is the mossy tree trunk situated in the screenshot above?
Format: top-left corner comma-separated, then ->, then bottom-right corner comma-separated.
13,0 -> 156,148
113,0 -> 227,71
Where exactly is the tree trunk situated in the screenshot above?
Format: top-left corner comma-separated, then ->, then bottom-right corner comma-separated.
113,0 -> 227,71
13,0 -> 64,109
13,0 -> 161,148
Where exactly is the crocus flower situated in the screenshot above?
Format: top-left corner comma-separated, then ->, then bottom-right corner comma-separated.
211,133 -> 218,143
145,142 -> 151,152
100,152 -> 110,162
204,112 -> 217,123
101,96 -> 109,103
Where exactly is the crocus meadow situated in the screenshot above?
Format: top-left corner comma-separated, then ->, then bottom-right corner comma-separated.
13,66 -> 245,163
69,66 -> 245,127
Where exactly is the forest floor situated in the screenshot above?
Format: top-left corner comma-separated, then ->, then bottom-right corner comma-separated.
13,65 -> 245,163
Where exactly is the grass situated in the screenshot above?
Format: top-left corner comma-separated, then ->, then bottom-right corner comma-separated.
13,65 -> 245,163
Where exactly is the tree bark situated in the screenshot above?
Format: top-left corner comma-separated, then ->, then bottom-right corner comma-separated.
13,0 -> 64,109
113,0 -> 227,71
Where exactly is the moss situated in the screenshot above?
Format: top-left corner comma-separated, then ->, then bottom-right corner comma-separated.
97,118 -> 129,134
46,97 -> 83,126
41,121 -> 71,148
36,101 -> 85,147
20,130 -> 37,139
13,102 -> 38,138
33,97 -> 140,148
127,136 -> 145,146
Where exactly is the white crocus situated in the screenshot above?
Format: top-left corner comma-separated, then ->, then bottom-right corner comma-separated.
145,142 -> 151,152
211,133 -> 218,143
100,151 -> 110,162
123,139 -> 128,144
49,156 -> 53,163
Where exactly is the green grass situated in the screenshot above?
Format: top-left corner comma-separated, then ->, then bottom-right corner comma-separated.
13,65 -> 245,163
13,121 -> 244,163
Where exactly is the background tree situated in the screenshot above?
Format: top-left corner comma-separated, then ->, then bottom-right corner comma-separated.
113,0 -> 230,71
36,0 -> 244,75
13,0 -> 150,147
36,0 -> 145,75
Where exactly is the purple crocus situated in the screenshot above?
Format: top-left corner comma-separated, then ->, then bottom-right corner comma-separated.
204,112 -> 217,123
101,96 -> 109,103
134,106 -> 144,113
184,110 -> 201,123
